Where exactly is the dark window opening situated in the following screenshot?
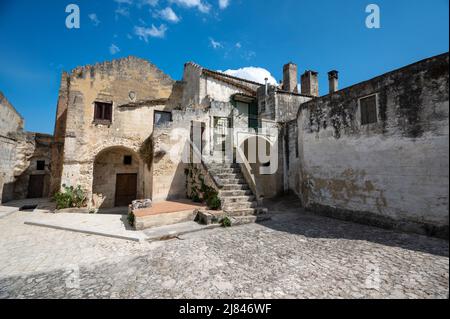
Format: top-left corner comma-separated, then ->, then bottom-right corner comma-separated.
360,95 -> 378,125
154,111 -> 172,127
94,102 -> 113,123
36,160 -> 45,171
261,101 -> 266,113
123,156 -> 133,165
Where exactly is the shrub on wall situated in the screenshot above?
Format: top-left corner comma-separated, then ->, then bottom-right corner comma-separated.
186,164 -> 222,211
53,185 -> 87,209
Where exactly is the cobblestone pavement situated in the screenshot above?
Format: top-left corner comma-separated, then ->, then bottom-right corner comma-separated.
0,210 -> 448,299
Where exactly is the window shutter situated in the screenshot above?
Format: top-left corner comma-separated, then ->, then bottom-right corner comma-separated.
104,104 -> 112,121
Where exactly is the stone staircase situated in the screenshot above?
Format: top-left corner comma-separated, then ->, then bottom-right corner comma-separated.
207,162 -> 269,225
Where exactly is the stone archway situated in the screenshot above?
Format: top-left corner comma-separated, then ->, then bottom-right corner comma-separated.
92,146 -> 145,209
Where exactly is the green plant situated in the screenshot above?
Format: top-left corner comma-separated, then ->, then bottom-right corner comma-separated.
53,185 -> 87,209
206,193 -> 221,210
128,212 -> 135,228
221,216 -> 232,228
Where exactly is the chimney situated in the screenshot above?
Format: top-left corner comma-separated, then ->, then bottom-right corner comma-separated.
264,78 -> 269,96
301,70 -> 319,97
328,70 -> 339,94
282,62 -> 298,93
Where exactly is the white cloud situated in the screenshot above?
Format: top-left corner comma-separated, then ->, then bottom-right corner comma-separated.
218,0 -> 230,9
115,6 -> 130,17
88,13 -> 100,26
109,44 -> 121,55
134,24 -> 168,42
235,42 -> 241,49
114,0 -> 133,4
221,67 -> 278,85
169,0 -> 211,13
155,7 -> 180,23
209,37 -> 223,49
140,0 -> 158,6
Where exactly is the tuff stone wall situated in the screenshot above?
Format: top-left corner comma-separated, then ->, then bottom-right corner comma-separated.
13,133 -> 52,200
296,53 -> 449,238
0,92 -> 24,203
55,56 -> 178,207
92,147 -> 145,209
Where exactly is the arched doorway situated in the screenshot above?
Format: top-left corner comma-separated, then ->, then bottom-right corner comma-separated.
92,146 -> 145,209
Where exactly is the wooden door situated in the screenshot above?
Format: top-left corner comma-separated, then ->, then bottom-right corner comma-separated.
115,174 -> 137,207
28,175 -> 45,198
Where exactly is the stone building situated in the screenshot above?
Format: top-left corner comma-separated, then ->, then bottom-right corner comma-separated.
49,53 -> 448,237
290,53 -> 449,238
0,92 -> 52,203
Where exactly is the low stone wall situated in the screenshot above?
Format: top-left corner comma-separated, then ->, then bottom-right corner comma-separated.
134,210 -> 197,230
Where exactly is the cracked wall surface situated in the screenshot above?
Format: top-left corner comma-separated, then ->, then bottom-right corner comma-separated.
295,53 -> 449,237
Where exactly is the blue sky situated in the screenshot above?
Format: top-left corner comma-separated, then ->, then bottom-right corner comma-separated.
0,0 -> 448,134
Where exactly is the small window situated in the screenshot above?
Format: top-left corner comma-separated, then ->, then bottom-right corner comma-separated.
94,102 -> 113,123
36,160 -> 45,171
123,156 -> 132,165
261,101 -> 266,113
154,111 -> 172,127
360,95 -> 378,125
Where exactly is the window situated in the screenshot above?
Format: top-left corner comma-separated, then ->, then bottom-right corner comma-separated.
36,160 -> 45,171
123,156 -> 132,165
154,111 -> 172,127
94,102 -> 113,123
360,95 -> 378,125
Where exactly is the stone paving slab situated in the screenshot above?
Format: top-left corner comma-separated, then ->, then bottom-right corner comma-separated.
0,206 -> 19,219
24,213 -> 148,242
1,207 -> 448,299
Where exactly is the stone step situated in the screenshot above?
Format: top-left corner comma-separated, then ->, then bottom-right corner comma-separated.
220,190 -> 253,197
230,215 -> 271,226
224,208 -> 257,217
208,163 -> 240,169
222,184 -> 250,191
209,167 -> 241,175
221,195 -> 256,204
223,201 -> 257,210
218,178 -> 247,185
216,173 -> 244,180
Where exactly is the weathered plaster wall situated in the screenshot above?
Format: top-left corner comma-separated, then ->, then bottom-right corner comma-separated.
151,109 -> 211,202
296,53 -> 449,237
0,92 -> 24,203
286,120 -> 301,196
257,86 -> 312,123
182,63 -> 260,108
57,56 -> 177,206
0,137 -> 17,203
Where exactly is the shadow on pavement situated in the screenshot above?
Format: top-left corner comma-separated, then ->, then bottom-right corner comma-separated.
259,195 -> 449,258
